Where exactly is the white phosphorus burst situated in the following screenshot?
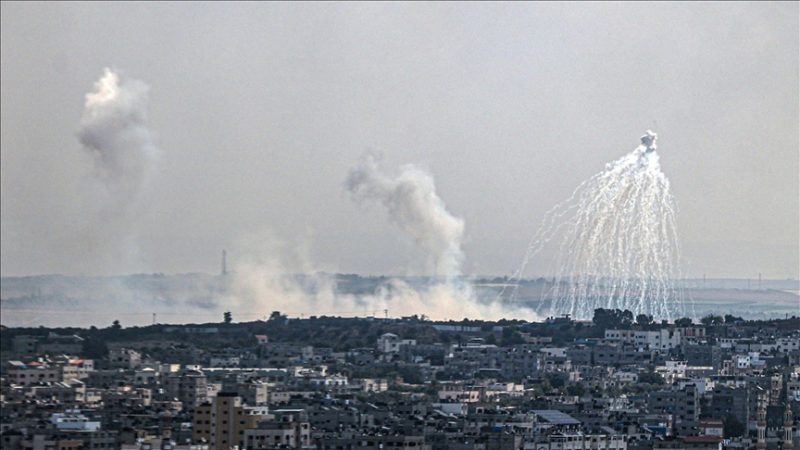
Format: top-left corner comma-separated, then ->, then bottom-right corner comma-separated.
508,131 -> 689,320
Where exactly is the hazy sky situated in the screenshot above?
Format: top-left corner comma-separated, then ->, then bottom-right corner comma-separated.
2,2 -> 798,279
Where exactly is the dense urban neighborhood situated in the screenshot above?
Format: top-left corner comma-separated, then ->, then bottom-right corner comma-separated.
1,310 -> 798,450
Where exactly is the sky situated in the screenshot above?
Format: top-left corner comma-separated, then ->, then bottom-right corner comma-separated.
2,2 -> 798,280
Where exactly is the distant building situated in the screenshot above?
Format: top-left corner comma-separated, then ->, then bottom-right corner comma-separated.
192,393 -> 268,449
51,411 -> 101,432
648,384 -> 700,436
6,360 -> 62,386
244,409 -> 311,449
166,368 -> 208,409
108,348 -> 142,369
377,333 -> 417,353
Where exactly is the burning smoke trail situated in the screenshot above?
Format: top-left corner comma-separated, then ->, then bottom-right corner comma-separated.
345,155 -> 465,280
78,68 -> 159,209
504,131 -> 690,320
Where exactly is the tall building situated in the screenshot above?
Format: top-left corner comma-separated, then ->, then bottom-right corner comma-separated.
783,401 -> 795,450
648,384 -> 700,436
192,393 -> 268,450
165,369 -> 208,410
756,390 -> 767,450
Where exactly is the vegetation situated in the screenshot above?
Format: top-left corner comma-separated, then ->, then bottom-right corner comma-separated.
592,308 -> 633,330
637,370 -> 665,385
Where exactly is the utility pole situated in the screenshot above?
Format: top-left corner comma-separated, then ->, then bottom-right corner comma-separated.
758,272 -> 762,290
152,313 -> 156,325
384,309 -> 388,320
221,250 -> 228,276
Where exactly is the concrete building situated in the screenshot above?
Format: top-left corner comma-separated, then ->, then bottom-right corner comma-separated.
192,393 -> 268,450
244,409 -> 311,449
648,384 -> 700,436
6,360 -> 62,386
108,348 -> 142,369
51,411 -> 101,432
166,369 -> 208,409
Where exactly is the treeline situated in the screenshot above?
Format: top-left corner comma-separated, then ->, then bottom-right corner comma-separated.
2,309 -> 797,358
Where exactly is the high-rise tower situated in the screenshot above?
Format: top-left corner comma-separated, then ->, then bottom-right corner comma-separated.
757,389 -> 767,450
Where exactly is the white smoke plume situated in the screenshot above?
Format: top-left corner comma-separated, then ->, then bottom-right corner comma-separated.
502,131 -> 688,320
223,231 -> 524,322
222,155 -> 533,322
78,68 -> 159,210
345,155 -> 465,279
75,68 -> 160,270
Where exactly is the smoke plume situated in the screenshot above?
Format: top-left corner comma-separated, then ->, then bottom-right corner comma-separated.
223,231 -> 523,322
345,155 -> 465,279
75,68 -> 160,270
221,156 -> 530,322
78,68 -> 159,209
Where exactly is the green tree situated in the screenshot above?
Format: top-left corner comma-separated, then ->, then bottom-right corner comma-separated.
545,372 -> 567,389
593,308 -> 634,330
638,370 -> 664,385
636,314 -> 653,326
700,315 -> 723,326
502,327 -> 525,345
724,314 -> 743,324
82,338 -> 109,358
223,311 -> 232,324
566,383 -> 585,397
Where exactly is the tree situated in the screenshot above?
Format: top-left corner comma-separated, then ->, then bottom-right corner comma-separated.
502,327 -> 525,345
82,338 -> 109,358
700,315 -> 723,326
111,320 -> 122,330
593,308 -> 634,330
397,366 -> 423,384
621,309 -> 633,325
223,311 -> 232,324
545,372 -> 567,389
593,308 -> 615,329
674,317 -> 693,327
638,370 -> 664,385
636,314 -> 653,326
566,383 -> 585,397
724,314 -> 743,324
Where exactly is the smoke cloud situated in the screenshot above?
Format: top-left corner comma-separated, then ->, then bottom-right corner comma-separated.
75,68 -> 160,270
221,156 -> 531,321
345,155 -> 465,279
223,231 -> 525,322
78,68 -> 159,210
